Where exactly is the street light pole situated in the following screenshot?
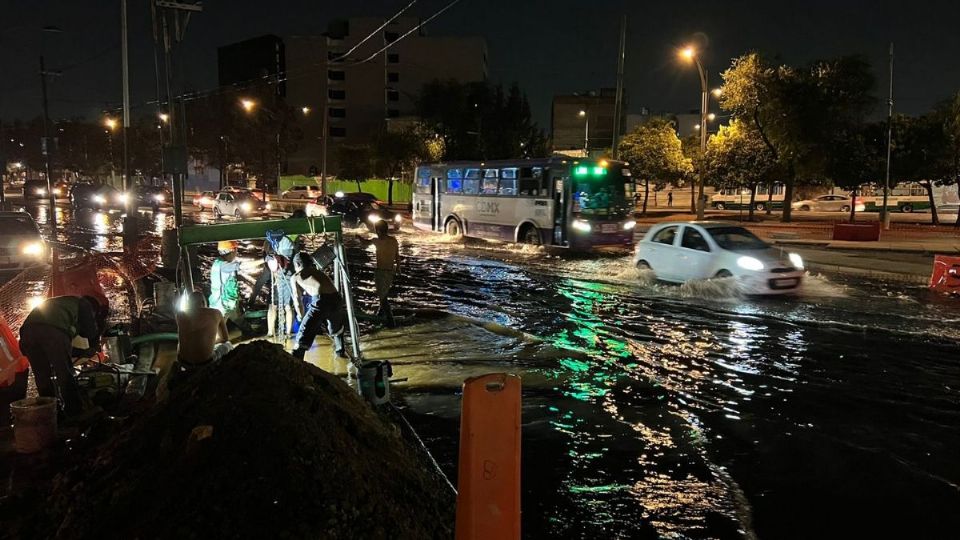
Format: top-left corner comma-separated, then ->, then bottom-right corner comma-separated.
579,109 -> 590,156
39,56 -> 58,238
881,42 -> 894,229
695,58 -> 708,221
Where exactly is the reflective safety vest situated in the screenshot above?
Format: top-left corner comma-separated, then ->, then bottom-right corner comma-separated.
209,259 -> 240,314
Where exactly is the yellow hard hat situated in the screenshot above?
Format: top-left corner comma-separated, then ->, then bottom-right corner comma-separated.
217,240 -> 238,253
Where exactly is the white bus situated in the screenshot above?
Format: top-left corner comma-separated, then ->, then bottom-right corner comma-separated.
856,182 -> 950,213
412,158 -> 637,249
710,184 -> 786,211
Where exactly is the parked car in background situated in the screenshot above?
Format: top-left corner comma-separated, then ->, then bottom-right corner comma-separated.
22,180 -> 51,200
70,183 -> 124,210
0,211 -> 47,271
282,185 -> 321,199
634,222 -> 805,295
791,194 -> 864,212
305,192 -> 401,230
213,190 -> 271,219
192,191 -> 217,210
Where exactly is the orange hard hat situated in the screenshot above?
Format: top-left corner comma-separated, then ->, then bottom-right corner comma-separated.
217,240 -> 238,253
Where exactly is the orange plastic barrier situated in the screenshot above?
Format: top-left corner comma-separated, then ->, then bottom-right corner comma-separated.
455,373 -> 521,540
50,259 -> 109,310
929,255 -> 960,294
0,318 -> 29,387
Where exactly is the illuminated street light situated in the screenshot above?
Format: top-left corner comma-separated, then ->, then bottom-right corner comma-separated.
578,110 -> 589,153
707,113 -> 716,121
104,117 -> 118,130
678,42 -> 709,220
240,98 -> 257,113
301,106 -> 311,115
578,110 -> 586,117
694,124 -> 701,130
158,112 -> 170,123
680,46 -> 696,61
712,88 -> 722,97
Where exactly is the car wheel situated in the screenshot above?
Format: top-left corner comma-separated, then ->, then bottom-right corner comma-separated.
520,224 -> 541,245
755,202 -> 765,211
636,260 -> 651,270
900,204 -> 913,213
714,269 -> 733,278
800,205 -> 811,212
841,205 -> 851,212
234,209 -> 242,219
444,218 -> 462,237
715,202 -> 726,210
214,207 -> 222,220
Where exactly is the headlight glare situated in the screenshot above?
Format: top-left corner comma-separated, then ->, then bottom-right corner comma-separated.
572,219 -> 591,232
21,241 -> 43,256
788,252 -> 804,270
737,256 -> 764,271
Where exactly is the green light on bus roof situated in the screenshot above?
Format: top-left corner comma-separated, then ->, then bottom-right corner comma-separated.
592,166 -> 607,176
574,166 -> 589,176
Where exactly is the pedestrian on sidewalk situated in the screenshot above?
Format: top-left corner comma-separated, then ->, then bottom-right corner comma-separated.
19,296 -> 107,417
372,220 -> 401,327
668,192 -> 673,207
290,252 -> 347,360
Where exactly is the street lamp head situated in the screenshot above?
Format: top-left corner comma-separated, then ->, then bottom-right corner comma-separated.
158,112 -> 170,123
707,113 -> 716,121
301,106 -> 311,115
104,117 -> 118,130
680,46 -> 696,61
578,110 -> 586,117
712,88 -> 722,97
694,124 -> 701,130
240,98 -> 257,113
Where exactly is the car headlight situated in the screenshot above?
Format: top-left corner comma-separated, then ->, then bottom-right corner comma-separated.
153,193 -> 165,202
394,214 -> 402,223
572,219 -> 591,232
265,203 -> 271,210
52,188 -> 62,196
788,252 -> 804,270
241,202 -> 252,212
35,188 -> 47,196
21,241 -> 43,256
92,194 -> 106,204
368,214 -> 383,224
117,193 -> 129,204
623,220 -> 636,230
737,256 -> 764,271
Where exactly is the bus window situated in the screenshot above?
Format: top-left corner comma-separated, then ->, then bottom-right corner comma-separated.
416,168 -> 432,194
463,169 -> 481,194
481,169 -> 499,194
499,168 -> 518,196
446,168 -> 463,193
519,168 -> 538,196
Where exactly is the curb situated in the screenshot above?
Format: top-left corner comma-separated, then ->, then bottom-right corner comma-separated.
806,262 -> 929,285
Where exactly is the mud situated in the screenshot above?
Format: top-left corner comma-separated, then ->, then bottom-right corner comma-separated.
4,341 -> 454,539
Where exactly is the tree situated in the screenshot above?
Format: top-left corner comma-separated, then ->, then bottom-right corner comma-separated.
823,123 -> 882,222
703,119 -> 778,221
372,127 -> 431,204
617,118 -> 692,214
336,144 -> 374,190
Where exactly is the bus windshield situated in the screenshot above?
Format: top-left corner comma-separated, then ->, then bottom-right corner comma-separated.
572,165 -> 633,217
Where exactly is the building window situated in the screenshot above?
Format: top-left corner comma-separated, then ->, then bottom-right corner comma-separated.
387,53 -> 399,64
328,107 -> 346,118
387,109 -> 400,118
384,32 -> 399,43
329,126 -> 346,137
327,70 -> 345,81
386,90 -> 400,102
328,89 -> 345,100
327,51 -> 343,61
387,72 -> 400,83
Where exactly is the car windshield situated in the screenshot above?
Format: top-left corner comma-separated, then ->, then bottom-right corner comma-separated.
707,226 -> 769,250
0,216 -> 39,235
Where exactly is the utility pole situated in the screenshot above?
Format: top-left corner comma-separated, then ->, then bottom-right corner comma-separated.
611,16 -> 626,159
881,42 -> 894,229
121,0 -> 138,249
39,55 -> 59,274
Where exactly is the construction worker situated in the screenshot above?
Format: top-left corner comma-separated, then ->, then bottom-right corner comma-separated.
176,290 -> 233,368
372,220 -> 401,326
290,252 -> 347,360
209,240 -> 259,335
265,227 -> 299,338
19,296 -> 107,417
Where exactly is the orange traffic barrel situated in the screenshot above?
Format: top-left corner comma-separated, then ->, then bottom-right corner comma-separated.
0,317 -> 29,387
455,373 -> 521,540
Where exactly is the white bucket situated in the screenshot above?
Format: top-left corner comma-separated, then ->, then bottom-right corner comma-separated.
10,397 -> 58,453
358,361 -> 392,406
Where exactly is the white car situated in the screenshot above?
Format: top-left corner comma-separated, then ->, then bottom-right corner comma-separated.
633,222 -> 805,294
791,195 -> 863,212
213,191 -> 271,219
0,211 -> 47,272
282,185 -> 321,199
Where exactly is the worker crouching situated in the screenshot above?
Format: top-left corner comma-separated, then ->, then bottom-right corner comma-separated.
290,252 -> 347,360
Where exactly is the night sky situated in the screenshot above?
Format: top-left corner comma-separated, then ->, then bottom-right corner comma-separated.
2,0 -> 959,127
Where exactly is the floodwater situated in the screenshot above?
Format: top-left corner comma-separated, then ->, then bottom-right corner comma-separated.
17,201 -> 960,539
346,231 -> 960,540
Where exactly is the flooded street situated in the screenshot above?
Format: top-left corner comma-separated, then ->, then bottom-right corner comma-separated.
14,200 -> 960,539
348,231 -> 960,539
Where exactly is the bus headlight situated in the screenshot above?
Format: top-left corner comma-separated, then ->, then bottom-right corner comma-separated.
572,219 -> 592,232
737,256 -> 764,271
21,241 -> 43,256
623,220 -> 637,230
788,252 -> 804,270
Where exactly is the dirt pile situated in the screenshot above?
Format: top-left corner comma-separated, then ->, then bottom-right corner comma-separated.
37,341 -> 455,539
